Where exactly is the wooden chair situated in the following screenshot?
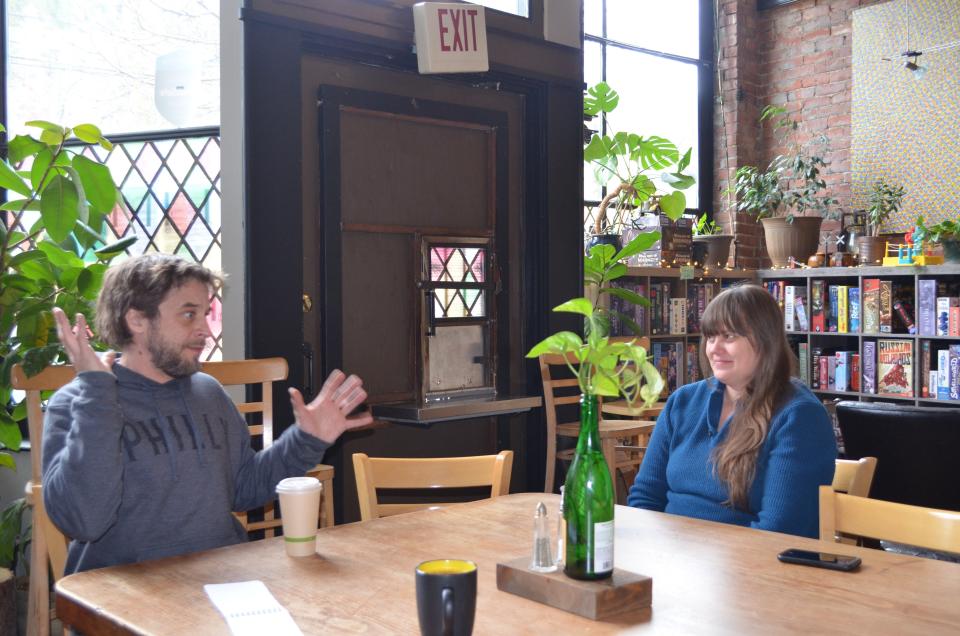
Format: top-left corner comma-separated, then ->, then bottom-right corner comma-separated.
538,339 -> 656,494
201,358 -> 335,532
12,364 -> 75,636
352,451 -> 513,521
832,457 -> 878,497
819,485 -> 960,554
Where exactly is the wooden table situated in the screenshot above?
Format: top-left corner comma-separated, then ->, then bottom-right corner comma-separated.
601,400 -> 664,419
56,493 -> 960,634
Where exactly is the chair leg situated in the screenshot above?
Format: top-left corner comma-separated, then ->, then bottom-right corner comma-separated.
320,476 -> 334,528
26,521 -> 49,636
545,433 -> 557,494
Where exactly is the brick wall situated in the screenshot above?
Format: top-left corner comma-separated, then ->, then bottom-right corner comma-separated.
715,0 -> 886,268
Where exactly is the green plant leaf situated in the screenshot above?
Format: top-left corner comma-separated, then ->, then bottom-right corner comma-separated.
614,230 -> 660,262
9,250 -> 46,268
586,242 -> 616,265
553,297 -> 593,318
72,123 -> 103,144
526,331 -> 582,358
677,147 -> 692,172
38,240 -> 84,270
40,175 -> 80,242
25,120 -> 63,133
0,453 -> 14,472
0,199 -> 41,212
8,135 -> 45,163
583,81 -> 619,117
72,154 -> 118,215
633,136 -> 679,171
95,235 -> 138,258
583,135 -> 608,162
0,159 -> 33,198
30,147 -> 56,191
662,171 -> 696,190
39,128 -> 65,146
0,412 -> 23,452
606,263 -> 627,281
610,310 -> 643,335
659,191 -> 687,221
591,370 -> 620,397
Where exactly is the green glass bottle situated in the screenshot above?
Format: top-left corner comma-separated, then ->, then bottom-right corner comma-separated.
563,393 -> 614,580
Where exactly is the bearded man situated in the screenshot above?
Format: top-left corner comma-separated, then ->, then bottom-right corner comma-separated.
43,254 -> 372,573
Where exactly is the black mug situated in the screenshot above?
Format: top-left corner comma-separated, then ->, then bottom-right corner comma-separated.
415,559 -> 477,636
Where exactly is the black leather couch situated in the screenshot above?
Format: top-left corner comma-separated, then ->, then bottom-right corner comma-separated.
835,401 -> 960,512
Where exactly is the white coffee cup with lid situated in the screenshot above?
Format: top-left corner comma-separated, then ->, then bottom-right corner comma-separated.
276,476 -> 322,557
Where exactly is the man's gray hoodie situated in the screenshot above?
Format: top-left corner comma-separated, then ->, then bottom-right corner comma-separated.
42,363 -> 329,574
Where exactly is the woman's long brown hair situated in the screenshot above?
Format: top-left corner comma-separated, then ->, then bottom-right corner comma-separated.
698,284 -> 794,511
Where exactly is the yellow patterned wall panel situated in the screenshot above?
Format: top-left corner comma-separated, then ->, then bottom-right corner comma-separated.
852,0 -> 960,233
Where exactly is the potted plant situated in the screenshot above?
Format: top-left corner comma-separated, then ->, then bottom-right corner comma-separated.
0,120 -> 132,470
691,213 -> 733,269
857,178 -> 907,265
730,106 -> 838,267
914,215 -> 960,263
0,498 -> 28,632
527,230 -> 664,579
583,82 -> 695,252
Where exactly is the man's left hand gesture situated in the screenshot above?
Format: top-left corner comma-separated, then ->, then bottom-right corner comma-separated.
288,370 -> 373,444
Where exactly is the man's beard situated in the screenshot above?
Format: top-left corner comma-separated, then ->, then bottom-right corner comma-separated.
147,326 -> 203,378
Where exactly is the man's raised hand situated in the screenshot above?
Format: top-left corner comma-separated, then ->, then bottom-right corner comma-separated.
288,369 -> 373,443
52,308 -> 116,374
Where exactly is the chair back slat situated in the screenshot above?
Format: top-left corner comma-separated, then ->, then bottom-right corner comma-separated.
352,451 -> 513,521
832,457 -> 878,497
819,486 -> 960,553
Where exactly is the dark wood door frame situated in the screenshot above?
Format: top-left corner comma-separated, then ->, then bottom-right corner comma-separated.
243,14 -> 581,496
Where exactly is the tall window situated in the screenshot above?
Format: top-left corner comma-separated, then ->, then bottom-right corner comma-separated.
584,0 -> 713,233
4,0 -> 224,360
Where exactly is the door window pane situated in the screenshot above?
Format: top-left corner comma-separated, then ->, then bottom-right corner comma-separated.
584,0 -> 603,36
606,0 -> 699,59
6,0 -> 220,136
605,48 -> 699,208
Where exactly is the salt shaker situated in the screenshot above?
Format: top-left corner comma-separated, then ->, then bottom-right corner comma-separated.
530,501 -> 557,573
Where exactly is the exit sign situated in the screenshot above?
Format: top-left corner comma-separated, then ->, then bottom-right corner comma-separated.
412,2 -> 489,74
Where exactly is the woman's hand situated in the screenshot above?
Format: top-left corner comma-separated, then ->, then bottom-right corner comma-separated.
52,308 -> 116,374
288,369 -> 373,444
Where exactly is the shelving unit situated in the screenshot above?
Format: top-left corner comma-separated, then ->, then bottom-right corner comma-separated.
757,264 -> 960,409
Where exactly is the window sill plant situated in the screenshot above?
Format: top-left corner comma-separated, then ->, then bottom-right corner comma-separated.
691,213 -> 733,269
857,178 -> 906,265
584,82 -> 695,252
729,105 -> 838,267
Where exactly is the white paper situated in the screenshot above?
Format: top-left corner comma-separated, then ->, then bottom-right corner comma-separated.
204,580 -> 303,636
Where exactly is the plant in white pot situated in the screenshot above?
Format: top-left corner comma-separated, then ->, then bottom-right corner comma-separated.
691,213 -> 733,269
583,82 -> 695,252
857,178 -> 906,264
730,106 -> 838,267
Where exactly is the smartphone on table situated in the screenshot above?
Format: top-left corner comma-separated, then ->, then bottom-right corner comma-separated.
777,548 -> 861,572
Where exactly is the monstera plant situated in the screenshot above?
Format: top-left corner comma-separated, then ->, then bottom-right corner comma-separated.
0,120 -> 134,470
584,82 -> 695,240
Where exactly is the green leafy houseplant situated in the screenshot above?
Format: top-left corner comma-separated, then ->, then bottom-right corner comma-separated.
526,231 -> 664,406
866,178 -> 906,236
914,215 -> 960,263
584,82 -> 696,236
0,121 -> 133,470
730,105 -> 838,224
692,213 -> 723,237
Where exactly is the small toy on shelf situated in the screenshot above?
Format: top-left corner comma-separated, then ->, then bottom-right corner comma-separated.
881,230 -> 944,266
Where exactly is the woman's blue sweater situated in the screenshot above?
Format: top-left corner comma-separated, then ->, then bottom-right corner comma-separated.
627,378 -> 837,538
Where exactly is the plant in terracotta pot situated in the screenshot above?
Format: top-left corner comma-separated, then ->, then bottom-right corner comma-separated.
914,215 -> 960,263
583,82 -> 695,252
857,178 -> 906,264
691,213 -> 733,269
730,105 -> 838,267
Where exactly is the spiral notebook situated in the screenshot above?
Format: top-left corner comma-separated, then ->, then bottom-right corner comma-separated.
204,580 -> 303,636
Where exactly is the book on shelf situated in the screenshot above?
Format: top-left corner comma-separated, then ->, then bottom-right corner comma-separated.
652,341 -> 681,397
827,356 -> 837,390
918,279 -> 936,336
820,355 -> 829,390
879,280 -> 893,333
862,341 -> 876,394
835,351 -> 850,392
828,285 -> 839,333
685,342 -> 700,384
794,287 -> 809,331
862,279 -> 880,333
950,344 -> 960,401
936,297 -> 953,337
930,371 -> 938,399
811,346 -> 822,389
951,306 -> 960,337
837,285 -> 848,333
921,340 -> 932,398
669,298 -> 687,334
798,342 -> 809,385
877,339 -> 913,397
938,349 -> 950,400
851,354 -> 860,392
811,280 -> 826,333
848,287 -> 860,333
784,285 -> 796,331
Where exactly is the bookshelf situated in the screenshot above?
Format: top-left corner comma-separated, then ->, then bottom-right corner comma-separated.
757,264 -> 960,409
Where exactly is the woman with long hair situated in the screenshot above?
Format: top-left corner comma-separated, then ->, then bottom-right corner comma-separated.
628,284 -> 836,537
